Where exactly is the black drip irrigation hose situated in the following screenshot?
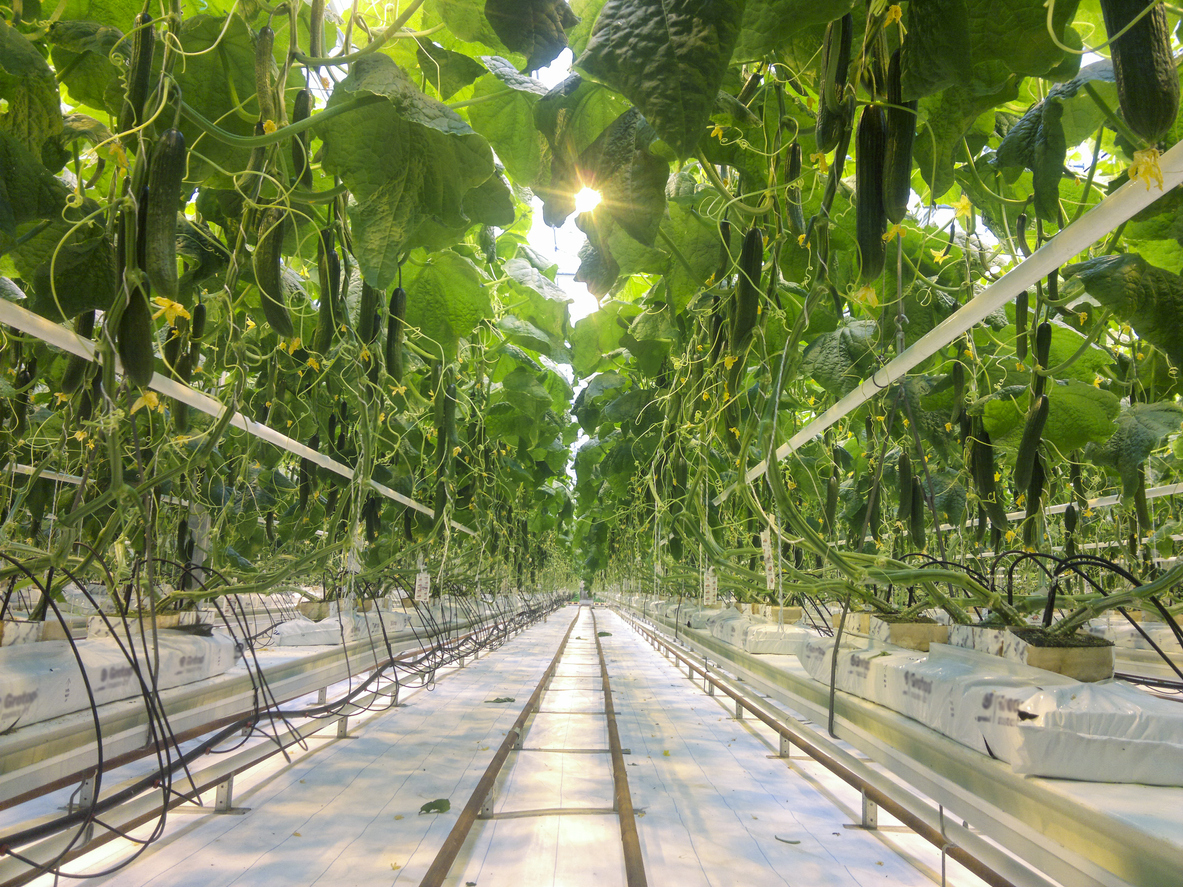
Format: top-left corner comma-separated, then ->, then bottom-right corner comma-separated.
0,549 -> 566,883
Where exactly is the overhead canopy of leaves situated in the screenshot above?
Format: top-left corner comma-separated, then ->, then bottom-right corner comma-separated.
1062,253 -> 1183,368
320,54 -> 496,289
578,0 -> 743,158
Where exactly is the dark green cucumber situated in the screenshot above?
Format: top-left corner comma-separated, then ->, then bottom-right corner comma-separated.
824,472 -> 839,536
1016,289 -> 1029,362
731,226 -> 762,350
299,433 -> 318,510
385,286 -> 406,382
253,206 -> 295,337
1034,320 -> 1052,398
255,25 -> 275,124
314,228 -> 340,354
1101,0 -> 1180,144
358,279 -> 379,345
61,311 -> 96,394
1014,394 -> 1049,493
856,104 -> 888,282
819,13 -> 853,115
309,0 -> 324,62
950,356 -> 964,424
120,13 -> 155,132
897,451 -> 913,521
118,282 -> 156,386
909,475 -> 926,550
882,49 -> 917,225
291,88 -> 312,189
785,141 -> 806,236
144,128 -> 186,300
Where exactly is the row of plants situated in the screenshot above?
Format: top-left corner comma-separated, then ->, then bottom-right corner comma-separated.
0,0 -> 1180,640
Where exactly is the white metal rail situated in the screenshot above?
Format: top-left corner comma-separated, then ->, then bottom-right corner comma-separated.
722,139 -> 1183,504
0,301 -> 475,536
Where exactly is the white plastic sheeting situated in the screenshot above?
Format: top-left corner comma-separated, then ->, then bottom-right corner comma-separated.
0,631 -> 240,732
798,637 -> 1183,785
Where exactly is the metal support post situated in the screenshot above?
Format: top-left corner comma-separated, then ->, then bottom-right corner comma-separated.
734,699 -> 744,720
337,715 -> 350,738
861,790 -> 879,830
779,734 -> 793,758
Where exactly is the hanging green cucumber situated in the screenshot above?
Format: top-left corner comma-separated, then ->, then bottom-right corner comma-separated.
1064,502 -> 1078,557
299,432 -> 318,511
731,225 -> 762,351
119,13 -> 155,133
314,228 -> 341,354
909,475 -> 926,550
855,104 -> 888,281
254,206 -> 295,337
1013,394 -> 1049,493
785,141 -> 806,237
118,281 -> 156,387
882,49 -> 917,225
950,356 -> 965,424
385,285 -> 406,382
11,358 -> 35,438
291,89 -> 312,189
820,13 -> 852,112
897,451 -> 912,522
824,472 -> 839,537
358,279 -> 380,345
1100,0 -> 1180,144
144,128 -> 186,300
1034,320 -> 1051,398
255,25 -> 275,124
60,311 -> 96,394
971,419 -> 1007,529
1015,289 -> 1029,362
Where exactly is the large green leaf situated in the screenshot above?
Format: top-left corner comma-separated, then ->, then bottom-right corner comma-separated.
485,0 -> 579,72
464,57 -> 549,185
732,0 -> 857,62
995,60 -> 1116,220
172,15 -> 261,183
570,298 -> 641,376
902,0 -> 1080,100
0,129 -> 69,237
47,21 -> 125,115
1062,253 -> 1183,367
401,250 -> 493,358
319,54 -> 496,289
801,321 -> 878,396
416,40 -> 487,99
503,256 -> 571,342
0,18 -> 63,158
1087,402 -> 1183,497
578,0 -> 743,158
979,379 -> 1119,455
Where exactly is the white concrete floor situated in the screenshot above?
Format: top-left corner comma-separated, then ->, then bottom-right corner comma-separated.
43,606 -> 989,887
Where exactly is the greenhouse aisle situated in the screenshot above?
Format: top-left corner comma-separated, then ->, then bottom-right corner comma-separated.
61,612 -> 582,887
61,605 -> 988,887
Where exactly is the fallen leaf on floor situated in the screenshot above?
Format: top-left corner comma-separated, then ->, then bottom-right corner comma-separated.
480,745 -> 489,751
292,832 -> 301,837
391,863 -> 401,871
752,815 -> 759,820
393,815 -> 404,820
774,835 -> 801,845
419,799 -> 451,815
487,697 -> 516,704
299,779 -> 305,784
662,750 -> 670,756
597,631 -> 612,637
876,861 -> 883,866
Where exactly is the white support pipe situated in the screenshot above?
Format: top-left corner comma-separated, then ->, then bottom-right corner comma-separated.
0,301 -> 475,536
724,139 -> 1183,503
